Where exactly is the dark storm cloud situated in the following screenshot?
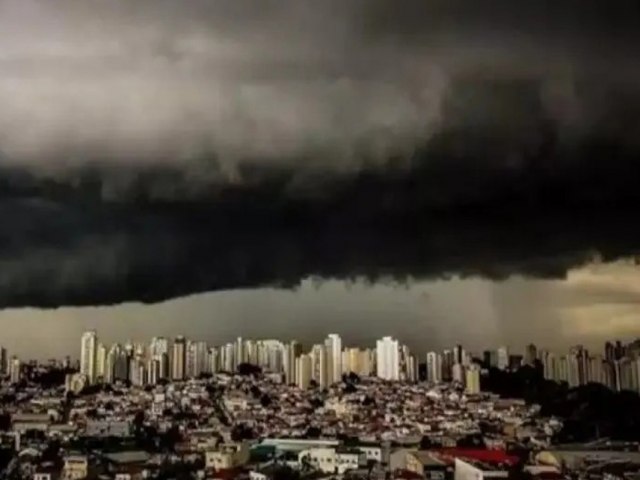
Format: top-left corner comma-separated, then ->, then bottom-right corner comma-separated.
0,0 -> 639,307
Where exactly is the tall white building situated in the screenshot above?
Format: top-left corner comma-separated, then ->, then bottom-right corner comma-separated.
172,336 -> 186,380
376,336 -> 400,381
150,337 -> 169,357
96,343 -> 107,381
208,347 -> 220,373
426,351 -> 443,383
325,334 -> 342,385
311,344 -> 328,388
283,341 -> 300,384
235,337 -> 245,367
296,354 -> 312,390
452,363 -> 465,384
80,331 -> 98,384
497,346 -> 509,370
9,357 -> 21,384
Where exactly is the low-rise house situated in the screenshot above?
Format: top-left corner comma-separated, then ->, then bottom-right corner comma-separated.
102,451 -> 151,480
62,454 -> 88,480
454,458 -> 509,480
298,446 -> 365,475
206,442 -> 250,471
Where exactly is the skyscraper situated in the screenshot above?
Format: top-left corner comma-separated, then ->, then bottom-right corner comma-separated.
497,346 -> 509,370
172,336 -> 186,380
80,331 -> 97,384
525,344 -> 538,366
453,344 -> 463,365
296,354 -> 312,390
235,337 -> 245,368
376,336 -> 400,381
150,337 -> 170,358
0,347 -> 7,376
325,334 -> 342,384
96,343 -> 107,382
452,363 -> 465,384
283,341 -> 301,385
9,356 -> 21,384
465,364 -> 481,394
208,347 -> 220,374
426,351 -> 442,383
310,344 -> 328,388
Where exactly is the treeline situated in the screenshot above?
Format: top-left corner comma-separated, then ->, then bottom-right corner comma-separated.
481,363 -> 640,442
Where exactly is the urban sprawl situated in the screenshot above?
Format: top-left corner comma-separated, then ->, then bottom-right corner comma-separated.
1,332 -> 640,480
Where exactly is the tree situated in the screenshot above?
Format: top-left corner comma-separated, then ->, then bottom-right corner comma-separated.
231,423 -> 254,441
304,426 -> 322,438
237,363 -> 262,376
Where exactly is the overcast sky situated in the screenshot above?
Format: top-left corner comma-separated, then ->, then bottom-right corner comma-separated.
2,259 -> 640,360
0,1 -> 639,352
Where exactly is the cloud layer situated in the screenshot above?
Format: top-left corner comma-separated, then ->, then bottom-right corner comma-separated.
0,0 -> 639,306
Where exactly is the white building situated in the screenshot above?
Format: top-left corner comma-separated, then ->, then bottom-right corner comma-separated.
426,352 -> 443,383
298,447 -> 364,474
454,458 -> 508,480
171,336 -> 186,380
9,357 -> 21,384
497,346 -> 509,370
325,334 -> 342,385
296,354 -> 312,389
310,345 -> 328,388
452,363 -> 465,385
80,331 -> 97,384
376,337 -> 400,381
95,343 -> 107,381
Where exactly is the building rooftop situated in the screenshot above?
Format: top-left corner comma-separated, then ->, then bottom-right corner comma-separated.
102,451 -> 150,465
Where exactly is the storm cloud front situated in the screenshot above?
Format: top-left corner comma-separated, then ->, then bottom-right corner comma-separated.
0,0 -> 639,307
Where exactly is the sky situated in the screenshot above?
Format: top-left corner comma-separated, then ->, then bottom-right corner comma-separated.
3,259 -> 640,360
0,0 -> 639,357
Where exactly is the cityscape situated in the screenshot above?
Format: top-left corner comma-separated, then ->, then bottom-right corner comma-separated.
3,332 -> 638,395
0,332 -> 639,479
1,1 -> 640,480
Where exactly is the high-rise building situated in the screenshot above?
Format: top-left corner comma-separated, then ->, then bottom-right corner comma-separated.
235,337 -> 245,367
9,356 -> 21,384
283,341 -> 301,385
587,355 -> 605,384
465,364 -> 481,394
426,352 -> 442,383
442,350 -> 454,381
325,334 -> 342,385
185,340 -> 208,378
343,348 -> 372,377
96,343 -> 107,382
172,336 -> 186,380
245,340 -> 258,365
376,337 -> 400,381
208,347 -> 220,374
105,344 -> 119,384
525,344 -> 538,366
222,343 -> 235,372
406,355 -> 418,382
296,354 -> 312,390
130,358 -> 146,386
310,344 -> 328,388
150,337 -> 170,358
452,363 -> 465,385
0,347 -> 7,376
453,344 -> 463,365
80,331 -> 98,384
497,346 -> 509,370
